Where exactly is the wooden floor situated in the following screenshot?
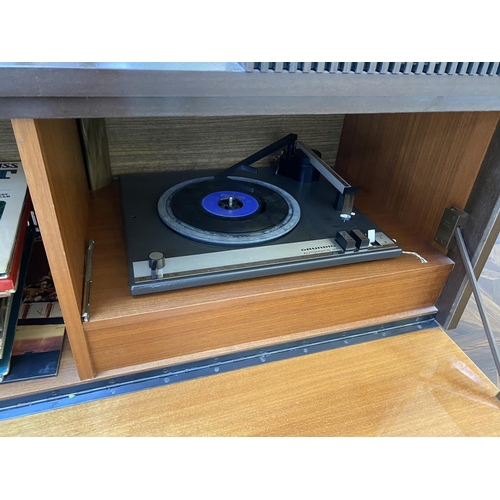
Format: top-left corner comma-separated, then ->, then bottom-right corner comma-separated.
1,327 -> 499,436
447,234 -> 500,384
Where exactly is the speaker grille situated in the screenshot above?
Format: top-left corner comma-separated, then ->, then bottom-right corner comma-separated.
245,62 -> 500,76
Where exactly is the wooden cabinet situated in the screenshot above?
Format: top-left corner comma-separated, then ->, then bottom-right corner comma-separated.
1,65 -> 500,422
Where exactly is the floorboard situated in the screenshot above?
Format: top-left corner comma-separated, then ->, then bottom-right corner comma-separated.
447,233 -> 500,385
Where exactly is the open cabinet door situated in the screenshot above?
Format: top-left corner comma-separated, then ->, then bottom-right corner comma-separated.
1,324 -> 499,436
334,111 -> 500,331
436,120 -> 500,329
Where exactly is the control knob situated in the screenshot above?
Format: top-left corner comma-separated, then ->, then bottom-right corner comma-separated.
149,251 -> 166,280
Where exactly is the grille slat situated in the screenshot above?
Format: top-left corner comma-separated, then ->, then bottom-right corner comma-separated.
403,62 -> 413,74
354,62 -> 364,74
391,62 -> 402,73
435,62 -> 446,74
488,62 -> 499,75
413,62 -> 424,74
379,62 -> 390,73
246,62 -> 500,76
457,62 -> 468,75
424,62 -> 436,74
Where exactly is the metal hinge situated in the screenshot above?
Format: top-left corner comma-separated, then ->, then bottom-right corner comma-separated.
81,239 -> 94,322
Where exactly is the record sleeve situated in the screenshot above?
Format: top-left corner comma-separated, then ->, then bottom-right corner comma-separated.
0,163 -> 28,277
0,195 -> 31,294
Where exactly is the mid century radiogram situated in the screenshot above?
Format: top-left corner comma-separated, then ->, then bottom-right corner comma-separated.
1,63 -> 500,434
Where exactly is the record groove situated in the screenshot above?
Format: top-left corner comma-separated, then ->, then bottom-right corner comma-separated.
158,176 -> 301,245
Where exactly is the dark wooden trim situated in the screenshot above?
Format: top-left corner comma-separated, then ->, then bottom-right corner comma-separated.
2,96 -> 500,119
436,119 -> 500,329
1,68 -> 500,99
78,119 -> 113,191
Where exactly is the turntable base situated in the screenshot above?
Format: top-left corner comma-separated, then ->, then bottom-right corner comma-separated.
83,182 -> 454,373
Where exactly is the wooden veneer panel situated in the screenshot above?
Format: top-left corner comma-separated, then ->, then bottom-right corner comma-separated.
84,182 -> 454,373
105,115 -> 344,174
336,111 -> 500,243
11,119 -> 94,379
3,328 -> 500,436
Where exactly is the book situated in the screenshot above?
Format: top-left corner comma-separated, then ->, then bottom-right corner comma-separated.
0,195 -> 31,294
18,237 -> 63,326
0,294 -> 14,358
0,324 -> 65,383
0,227 -> 32,381
0,162 -> 28,278
1,234 -> 65,383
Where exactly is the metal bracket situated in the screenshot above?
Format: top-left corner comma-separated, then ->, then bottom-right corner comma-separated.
434,207 -> 469,250
81,239 -> 94,323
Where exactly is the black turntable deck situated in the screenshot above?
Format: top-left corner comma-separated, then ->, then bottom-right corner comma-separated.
120,135 -> 401,296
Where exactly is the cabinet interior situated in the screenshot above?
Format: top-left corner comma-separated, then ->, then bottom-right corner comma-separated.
5,111 -> 500,380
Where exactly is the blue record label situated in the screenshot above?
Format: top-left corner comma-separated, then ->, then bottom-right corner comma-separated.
201,191 -> 259,218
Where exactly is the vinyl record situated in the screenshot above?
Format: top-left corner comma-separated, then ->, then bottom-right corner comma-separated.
157,176 -> 301,245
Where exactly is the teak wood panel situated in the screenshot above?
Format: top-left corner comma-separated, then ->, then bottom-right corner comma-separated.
11,119 -> 94,379
2,328 -> 500,436
83,182 -> 453,373
335,112 -> 500,243
0,307 -> 438,402
105,115 -> 344,174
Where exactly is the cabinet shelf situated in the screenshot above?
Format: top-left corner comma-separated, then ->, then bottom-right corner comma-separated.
8,109 -> 500,381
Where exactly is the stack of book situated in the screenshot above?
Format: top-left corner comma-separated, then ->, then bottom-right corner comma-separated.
0,162 -> 65,383
0,163 -> 29,374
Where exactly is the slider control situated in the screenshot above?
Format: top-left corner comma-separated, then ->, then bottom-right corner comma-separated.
335,230 -> 356,251
350,229 -> 370,249
149,251 -> 166,280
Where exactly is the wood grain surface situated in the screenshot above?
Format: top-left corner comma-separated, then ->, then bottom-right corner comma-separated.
83,182 -> 453,373
78,118 -> 113,191
11,119 -> 94,379
105,115 -> 344,174
2,327 -> 500,436
447,233 -> 500,384
0,307 -> 437,402
336,112 -> 500,243
0,120 -> 20,161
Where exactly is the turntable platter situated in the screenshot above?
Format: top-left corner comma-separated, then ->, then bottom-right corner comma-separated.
157,176 -> 301,245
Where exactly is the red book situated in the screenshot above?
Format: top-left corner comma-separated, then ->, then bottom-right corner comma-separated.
0,196 -> 31,294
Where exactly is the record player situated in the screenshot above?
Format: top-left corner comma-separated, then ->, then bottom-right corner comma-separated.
120,134 -> 402,296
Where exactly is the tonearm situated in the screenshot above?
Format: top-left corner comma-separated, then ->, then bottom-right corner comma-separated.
216,133 -> 358,220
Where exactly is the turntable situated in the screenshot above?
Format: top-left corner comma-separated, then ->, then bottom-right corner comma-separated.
120,134 -> 402,296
